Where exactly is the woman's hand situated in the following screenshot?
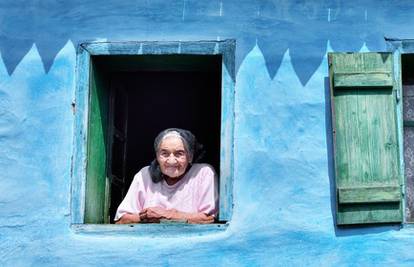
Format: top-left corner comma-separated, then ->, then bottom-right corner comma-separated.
143,207 -> 215,224
139,207 -> 176,223
115,207 -> 176,224
115,213 -> 141,224
183,212 -> 215,224
115,207 -> 215,224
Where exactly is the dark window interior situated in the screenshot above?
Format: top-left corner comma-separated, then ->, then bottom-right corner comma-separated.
402,54 -> 414,222
92,55 -> 222,223
402,54 -> 414,84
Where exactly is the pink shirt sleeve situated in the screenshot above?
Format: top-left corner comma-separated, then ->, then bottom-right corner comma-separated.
114,170 -> 145,221
196,165 -> 219,217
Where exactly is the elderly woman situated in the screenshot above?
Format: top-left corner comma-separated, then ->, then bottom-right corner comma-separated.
115,128 -> 218,224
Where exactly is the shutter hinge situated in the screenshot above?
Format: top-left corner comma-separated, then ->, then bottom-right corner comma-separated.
396,89 -> 401,102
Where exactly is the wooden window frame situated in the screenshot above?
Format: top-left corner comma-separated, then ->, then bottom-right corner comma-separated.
70,40 -> 235,235
387,38 -> 414,224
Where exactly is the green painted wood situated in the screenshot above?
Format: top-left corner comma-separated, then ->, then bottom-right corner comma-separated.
337,202 -> 402,225
329,52 -> 402,225
330,52 -> 393,74
338,185 -> 400,204
391,47 -> 406,224
333,72 -> 393,88
84,61 -> 110,224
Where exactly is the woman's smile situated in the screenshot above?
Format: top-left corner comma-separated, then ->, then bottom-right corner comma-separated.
156,136 -> 190,180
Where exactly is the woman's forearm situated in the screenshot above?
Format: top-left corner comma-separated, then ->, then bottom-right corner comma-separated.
169,210 -> 215,224
115,209 -> 215,224
115,213 -> 141,224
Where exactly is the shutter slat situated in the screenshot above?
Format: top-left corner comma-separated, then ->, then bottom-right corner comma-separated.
337,203 -> 402,225
338,185 -> 400,204
333,72 -> 393,88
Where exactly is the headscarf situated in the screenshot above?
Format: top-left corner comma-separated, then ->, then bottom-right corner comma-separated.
149,128 -> 205,183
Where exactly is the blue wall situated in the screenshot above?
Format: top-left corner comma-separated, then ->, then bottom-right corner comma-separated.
2,1 -> 414,266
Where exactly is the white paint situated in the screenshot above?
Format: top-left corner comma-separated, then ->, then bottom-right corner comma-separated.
328,8 -> 331,22
92,38 -> 108,42
219,1 -> 223,17
359,42 -> 370,52
326,40 -> 334,53
182,0 -> 186,21
138,43 -> 143,54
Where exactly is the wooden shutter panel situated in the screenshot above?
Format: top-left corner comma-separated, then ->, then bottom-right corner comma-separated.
329,52 -> 402,225
85,62 -> 110,224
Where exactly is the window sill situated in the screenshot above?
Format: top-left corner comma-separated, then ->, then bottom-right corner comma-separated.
71,222 -> 229,237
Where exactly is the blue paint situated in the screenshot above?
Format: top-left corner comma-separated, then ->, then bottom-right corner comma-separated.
71,44 -> 90,224
2,0 -> 414,84
4,1 -> 414,266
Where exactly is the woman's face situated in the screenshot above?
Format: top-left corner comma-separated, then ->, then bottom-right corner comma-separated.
156,136 -> 190,178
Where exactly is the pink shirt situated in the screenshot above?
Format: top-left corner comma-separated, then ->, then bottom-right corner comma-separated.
114,163 -> 218,221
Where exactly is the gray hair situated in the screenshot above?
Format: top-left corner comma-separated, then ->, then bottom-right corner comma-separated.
154,130 -> 193,162
149,128 -> 205,183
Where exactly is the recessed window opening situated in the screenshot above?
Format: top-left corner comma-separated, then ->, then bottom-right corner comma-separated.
85,54 -> 222,224
402,54 -> 414,222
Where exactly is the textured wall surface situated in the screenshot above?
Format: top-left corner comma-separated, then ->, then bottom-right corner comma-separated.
2,1 -> 414,266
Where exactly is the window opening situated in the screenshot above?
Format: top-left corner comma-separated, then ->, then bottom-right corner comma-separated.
86,54 -> 222,223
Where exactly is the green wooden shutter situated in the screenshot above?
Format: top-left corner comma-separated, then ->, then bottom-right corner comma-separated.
84,61 -> 110,224
329,52 -> 402,225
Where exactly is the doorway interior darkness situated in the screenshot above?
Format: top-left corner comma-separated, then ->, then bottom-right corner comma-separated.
90,55 -> 222,223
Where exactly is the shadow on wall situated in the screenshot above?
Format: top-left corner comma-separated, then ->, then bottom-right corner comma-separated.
324,76 -> 337,231
0,0 -> 399,84
323,76 -> 402,237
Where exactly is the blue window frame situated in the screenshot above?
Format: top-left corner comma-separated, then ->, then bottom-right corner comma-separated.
70,40 -> 235,234
387,38 -> 414,223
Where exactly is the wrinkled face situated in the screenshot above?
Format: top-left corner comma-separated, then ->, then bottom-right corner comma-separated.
156,136 -> 190,178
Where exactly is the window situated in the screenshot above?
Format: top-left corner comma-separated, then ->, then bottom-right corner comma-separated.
329,52 -> 403,225
71,41 -> 235,230
402,53 -> 414,222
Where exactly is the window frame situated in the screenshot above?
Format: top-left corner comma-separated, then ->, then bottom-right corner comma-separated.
387,38 -> 414,224
70,40 -> 235,234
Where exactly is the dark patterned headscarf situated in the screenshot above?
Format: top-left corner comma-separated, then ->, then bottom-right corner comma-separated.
149,128 -> 205,183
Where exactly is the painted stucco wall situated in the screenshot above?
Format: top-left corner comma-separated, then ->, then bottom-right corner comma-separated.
2,1 -> 414,266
